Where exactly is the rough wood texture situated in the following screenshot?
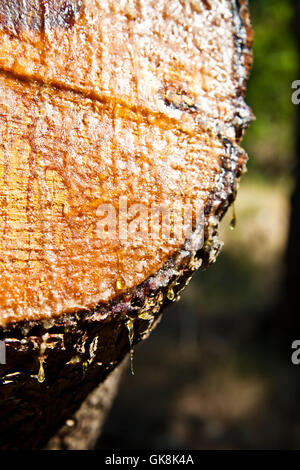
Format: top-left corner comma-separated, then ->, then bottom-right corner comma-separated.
0,0 -> 252,325
0,0 -> 252,449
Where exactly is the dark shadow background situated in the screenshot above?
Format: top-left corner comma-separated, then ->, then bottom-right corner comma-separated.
97,0 -> 300,450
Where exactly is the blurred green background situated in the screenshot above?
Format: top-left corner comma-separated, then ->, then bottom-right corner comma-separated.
98,0 -> 300,450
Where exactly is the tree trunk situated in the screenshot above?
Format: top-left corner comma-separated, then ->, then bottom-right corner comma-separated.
0,0 -> 252,449
45,359 -> 126,450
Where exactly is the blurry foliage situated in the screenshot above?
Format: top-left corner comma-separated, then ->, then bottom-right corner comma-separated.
244,0 -> 297,179
195,0 -> 296,318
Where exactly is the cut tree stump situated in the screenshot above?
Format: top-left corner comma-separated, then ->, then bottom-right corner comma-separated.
0,0 -> 252,449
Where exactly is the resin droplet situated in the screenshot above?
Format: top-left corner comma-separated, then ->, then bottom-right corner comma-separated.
116,275 -> 126,291
37,359 -> 45,383
138,312 -> 153,321
229,203 -> 236,231
126,319 -> 135,376
167,287 -> 175,301
62,202 -> 71,217
82,361 -> 88,374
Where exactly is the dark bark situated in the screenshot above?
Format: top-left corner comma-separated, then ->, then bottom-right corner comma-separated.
45,359 -> 126,450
